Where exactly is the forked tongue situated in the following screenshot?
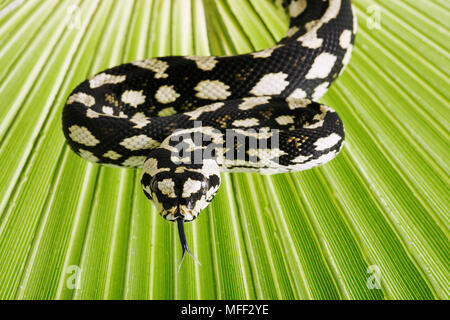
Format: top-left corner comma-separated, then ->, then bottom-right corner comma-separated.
177,218 -> 201,272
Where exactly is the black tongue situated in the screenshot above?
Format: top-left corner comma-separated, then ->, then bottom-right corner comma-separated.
176,218 -> 201,272
177,218 -> 188,254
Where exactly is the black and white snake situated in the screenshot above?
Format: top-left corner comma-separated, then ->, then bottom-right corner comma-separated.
62,0 -> 356,266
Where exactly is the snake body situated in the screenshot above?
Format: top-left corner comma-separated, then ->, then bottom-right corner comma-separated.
62,0 -> 356,263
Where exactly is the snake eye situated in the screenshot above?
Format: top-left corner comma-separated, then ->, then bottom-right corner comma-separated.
151,178 -> 158,192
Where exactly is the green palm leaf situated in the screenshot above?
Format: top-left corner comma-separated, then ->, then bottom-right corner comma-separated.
0,0 -> 448,300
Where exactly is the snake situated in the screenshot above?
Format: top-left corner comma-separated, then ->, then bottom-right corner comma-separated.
62,0 -> 356,266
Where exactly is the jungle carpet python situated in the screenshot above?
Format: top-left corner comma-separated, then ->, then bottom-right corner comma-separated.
62,0 -> 356,267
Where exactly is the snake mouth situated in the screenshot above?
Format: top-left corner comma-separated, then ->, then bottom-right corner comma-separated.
158,200 -> 198,221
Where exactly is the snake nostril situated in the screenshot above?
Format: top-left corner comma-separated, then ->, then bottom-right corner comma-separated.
186,200 -> 195,210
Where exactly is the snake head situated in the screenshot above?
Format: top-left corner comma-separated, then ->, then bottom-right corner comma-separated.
141,150 -> 221,221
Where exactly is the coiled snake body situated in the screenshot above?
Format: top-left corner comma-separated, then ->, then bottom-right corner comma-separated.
62,0 -> 356,265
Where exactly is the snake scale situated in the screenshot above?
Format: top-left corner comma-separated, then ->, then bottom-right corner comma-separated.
62,0 -> 356,265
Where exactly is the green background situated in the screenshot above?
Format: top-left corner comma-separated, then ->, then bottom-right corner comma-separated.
0,0 -> 448,299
